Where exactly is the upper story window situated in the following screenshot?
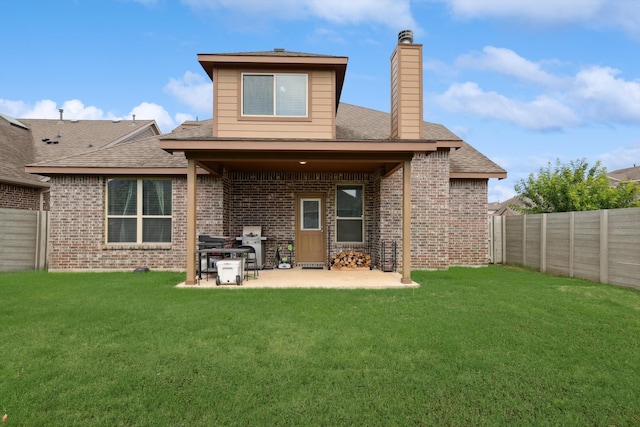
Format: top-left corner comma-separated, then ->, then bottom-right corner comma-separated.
106,179 -> 172,244
242,73 -> 307,117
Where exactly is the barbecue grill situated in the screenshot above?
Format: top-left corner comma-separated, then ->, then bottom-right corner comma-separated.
236,226 -> 267,268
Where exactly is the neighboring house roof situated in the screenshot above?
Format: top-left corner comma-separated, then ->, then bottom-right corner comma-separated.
608,166 -> 640,185
490,196 -> 523,216
19,118 -> 160,163
488,201 -> 502,214
25,103 -> 506,178
0,113 -> 49,187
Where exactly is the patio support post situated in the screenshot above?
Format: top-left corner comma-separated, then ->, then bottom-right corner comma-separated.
401,159 -> 412,284
185,158 -> 197,285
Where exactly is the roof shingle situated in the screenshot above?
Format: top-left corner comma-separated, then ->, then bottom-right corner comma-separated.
20,118 -> 159,163
25,103 -> 505,176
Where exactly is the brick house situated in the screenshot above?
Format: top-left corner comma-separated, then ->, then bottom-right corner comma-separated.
25,31 -> 506,284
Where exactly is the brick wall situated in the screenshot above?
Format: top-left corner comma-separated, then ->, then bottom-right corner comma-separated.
46,169 -> 490,271
449,178 -> 489,266
378,169 -> 402,269
47,175 -> 223,271
227,171 -> 376,267
0,183 -> 49,210
410,151 -> 451,269
377,151 -> 452,270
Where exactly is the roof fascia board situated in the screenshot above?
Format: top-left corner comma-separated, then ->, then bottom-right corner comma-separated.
23,167 -> 201,176
450,172 -> 507,179
198,54 -> 348,67
0,175 -> 50,188
160,139 -> 461,153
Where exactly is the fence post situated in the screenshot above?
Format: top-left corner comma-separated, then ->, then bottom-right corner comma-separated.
488,217 -> 494,264
540,214 -> 547,273
569,212 -> 575,278
522,215 -> 527,266
502,215 -> 506,264
600,210 -> 609,284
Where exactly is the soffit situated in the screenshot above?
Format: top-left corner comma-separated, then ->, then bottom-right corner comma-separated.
185,147 -> 416,176
198,50 -> 348,109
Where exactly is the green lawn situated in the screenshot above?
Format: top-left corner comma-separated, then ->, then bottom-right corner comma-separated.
1,266 -> 639,426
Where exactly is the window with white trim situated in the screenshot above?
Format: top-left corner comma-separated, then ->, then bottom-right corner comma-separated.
336,184 -> 363,243
242,73 -> 307,117
106,179 -> 172,243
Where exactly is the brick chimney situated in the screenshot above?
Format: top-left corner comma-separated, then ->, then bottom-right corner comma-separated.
390,30 -> 423,140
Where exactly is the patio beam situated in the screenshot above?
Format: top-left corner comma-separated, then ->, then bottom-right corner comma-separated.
185,158 -> 197,285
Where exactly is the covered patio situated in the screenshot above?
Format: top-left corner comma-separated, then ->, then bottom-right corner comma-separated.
160,135 -> 458,287
176,266 -> 420,289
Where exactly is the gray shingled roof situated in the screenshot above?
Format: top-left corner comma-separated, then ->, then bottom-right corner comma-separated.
336,103 -> 462,141
608,166 -> 640,184
28,135 -> 186,169
450,142 -> 506,176
20,118 -> 159,163
162,103 -> 462,142
0,114 -> 48,186
335,103 -> 505,175
27,103 -> 505,176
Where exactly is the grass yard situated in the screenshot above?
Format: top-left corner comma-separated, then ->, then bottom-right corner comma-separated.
1,266 -> 639,426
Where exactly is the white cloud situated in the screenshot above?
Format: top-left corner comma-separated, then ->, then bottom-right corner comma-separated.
181,0 -> 417,30
572,66 -> 640,123
175,112 -> 197,125
434,46 -> 640,130
163,71 -> 212,113
129,102 -> 175,132
488,182 -> 517,203
456,46 -> 564,87
0,98 -> 182,133
598,143 -> 640,171
433,82 -> 579,130
439,0 -> 640,38
0,99 -> 113,121
0,99 -> 30,118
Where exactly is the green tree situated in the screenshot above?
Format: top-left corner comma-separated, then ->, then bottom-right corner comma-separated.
513,158 -> 640,214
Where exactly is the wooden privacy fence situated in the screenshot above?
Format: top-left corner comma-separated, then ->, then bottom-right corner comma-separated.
489,207 -> 640,290
0,208 -> 48,272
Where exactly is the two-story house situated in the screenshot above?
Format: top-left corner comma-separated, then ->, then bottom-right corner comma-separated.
26,31 -> 506,284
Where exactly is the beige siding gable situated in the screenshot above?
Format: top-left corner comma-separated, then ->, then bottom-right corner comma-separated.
213,69 -> 335,139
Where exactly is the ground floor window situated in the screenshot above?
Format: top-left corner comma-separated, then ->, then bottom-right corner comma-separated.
336,184 -> 363,243
106,179 -> 172,243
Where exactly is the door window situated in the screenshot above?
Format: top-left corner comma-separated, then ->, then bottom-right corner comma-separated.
301,198 -> 321,230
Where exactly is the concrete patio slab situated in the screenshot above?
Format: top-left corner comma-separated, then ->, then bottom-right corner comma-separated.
176,267 -> 419,289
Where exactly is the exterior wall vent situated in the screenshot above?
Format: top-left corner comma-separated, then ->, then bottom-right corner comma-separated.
398,30 -> 413,44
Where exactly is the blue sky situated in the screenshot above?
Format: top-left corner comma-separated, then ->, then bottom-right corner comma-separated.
1,0 -> 638,202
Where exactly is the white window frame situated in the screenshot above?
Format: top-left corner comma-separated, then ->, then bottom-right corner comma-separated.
241,72 -> 308,118
335,184 -> 364,244
300,198 -> 322,231
106,178 -> 172,244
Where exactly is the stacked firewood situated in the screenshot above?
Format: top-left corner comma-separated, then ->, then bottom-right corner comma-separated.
330,250 -> 371,269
